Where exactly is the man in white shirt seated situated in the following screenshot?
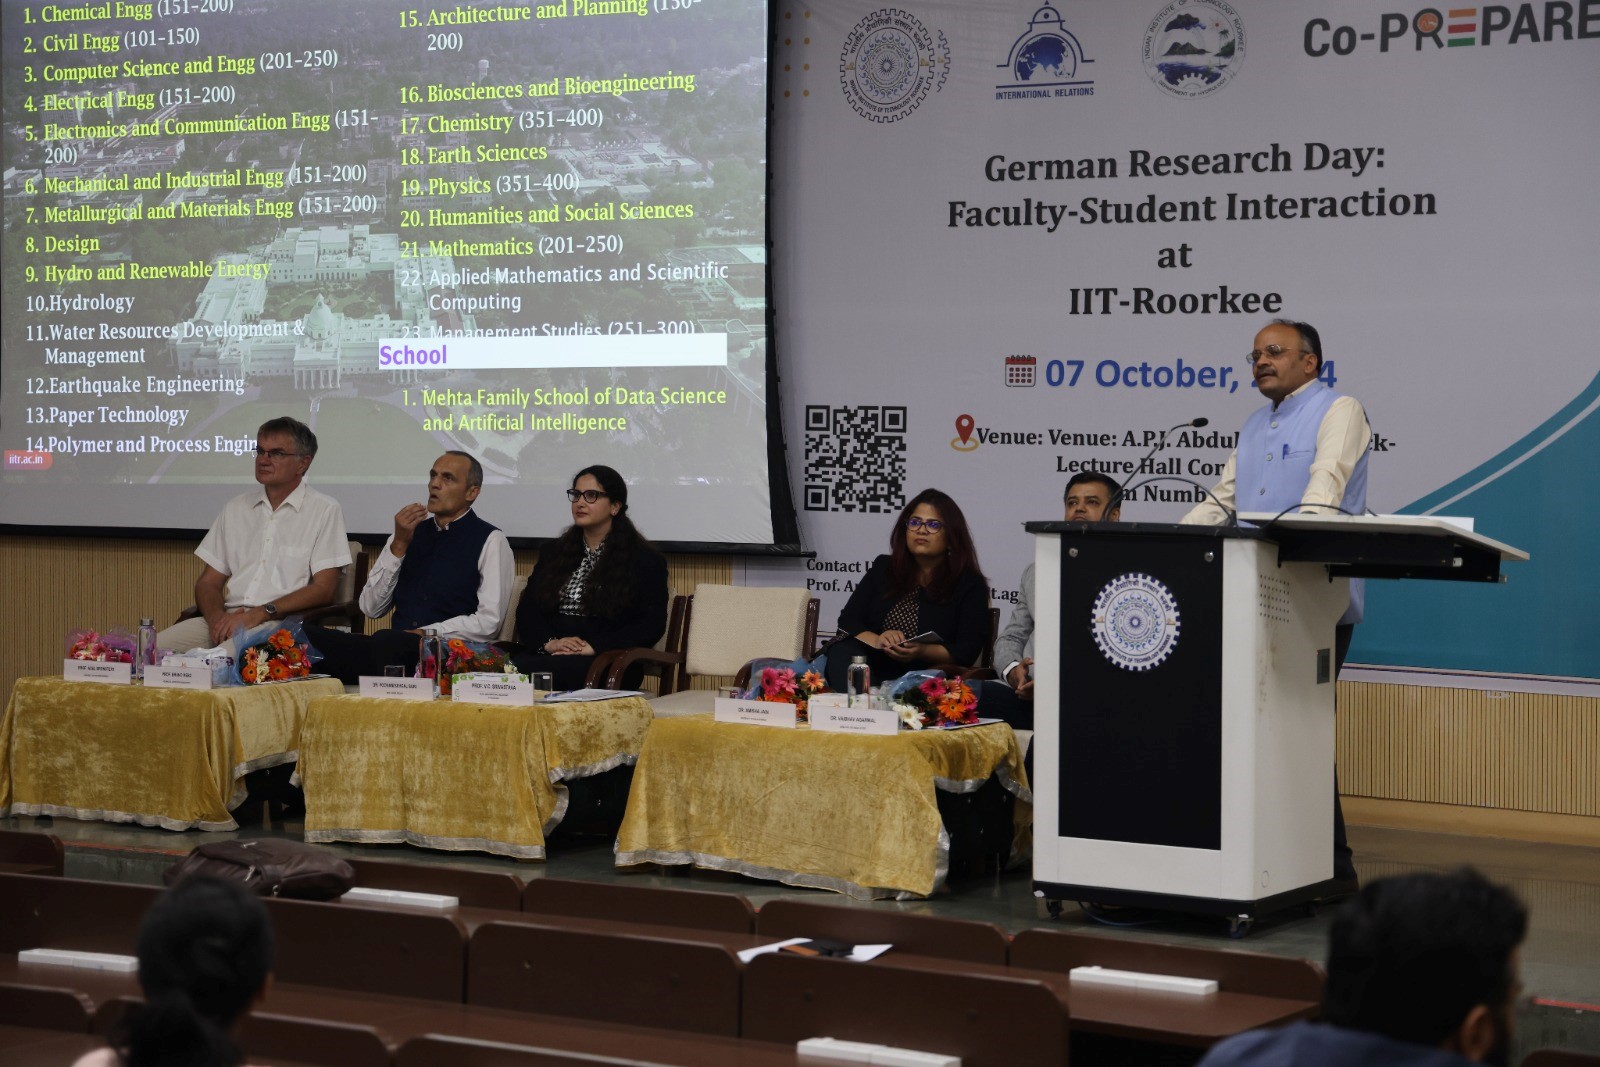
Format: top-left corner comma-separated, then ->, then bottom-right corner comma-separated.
307,451 -> 515,683
157,417 -> 350,653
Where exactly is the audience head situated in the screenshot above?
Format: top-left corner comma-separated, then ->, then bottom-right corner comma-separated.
1063,471 -> 1122,523
116,877 -> 275,1067
1250,319 -> 1322,402
1323,868 -> 1526,1064
427,452 -> 482,521
253,417 -> 316,492
887,488 -> 983,600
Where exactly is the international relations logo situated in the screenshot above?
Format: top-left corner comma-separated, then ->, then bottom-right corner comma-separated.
1143,0 -> 1245,98
840,8 -> 950,123
995,0 -> 1095,101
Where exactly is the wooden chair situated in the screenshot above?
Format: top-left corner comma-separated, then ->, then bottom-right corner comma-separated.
755,899 -> 1009,965
0,830 -> 64,878
500,574 -> 677,690
602,585 -> 820,717
346,857 -> 524,911
522,877 -> 756,934
175,540 -> 370,632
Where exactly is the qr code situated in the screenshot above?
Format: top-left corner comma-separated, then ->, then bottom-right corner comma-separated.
803,405 -> 907,513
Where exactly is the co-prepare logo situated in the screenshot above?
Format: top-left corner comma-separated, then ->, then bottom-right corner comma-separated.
1305,4 -> 1595,57
995,0 -> 1095,100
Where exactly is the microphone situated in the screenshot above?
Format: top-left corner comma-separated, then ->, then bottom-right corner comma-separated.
1106,418 -> 1207,514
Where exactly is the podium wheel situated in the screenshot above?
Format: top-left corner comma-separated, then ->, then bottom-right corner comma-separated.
1228,915 -> 1254,939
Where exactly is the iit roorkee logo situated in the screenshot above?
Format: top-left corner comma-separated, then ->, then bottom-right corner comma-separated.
1142,0 -> 1245,98
995,0 -> 1094,99
1092,573 -> 1181,671
840,8 -> 950,124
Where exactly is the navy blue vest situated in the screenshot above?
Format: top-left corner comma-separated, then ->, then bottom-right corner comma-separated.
391,509 -> 496,630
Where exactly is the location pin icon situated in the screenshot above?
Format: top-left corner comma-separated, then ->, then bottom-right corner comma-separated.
955,413 -> 975,445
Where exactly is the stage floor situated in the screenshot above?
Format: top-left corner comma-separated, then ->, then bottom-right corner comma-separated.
5,812 -> 1597,1057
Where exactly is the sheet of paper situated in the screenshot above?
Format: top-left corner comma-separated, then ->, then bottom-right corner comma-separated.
541,688 -> 647,703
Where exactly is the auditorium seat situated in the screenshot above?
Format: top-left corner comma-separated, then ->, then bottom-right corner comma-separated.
238,1012 -> 392,1067
1523,1051 -> 1600,1066
347,856 -> 524,911
0,983 -> 92,1031
755,899 -> 1009,965
467,920 -> 743,1035
522,876 -> 756,933
742,951 -> 1069,1067
0,830 -> 64,877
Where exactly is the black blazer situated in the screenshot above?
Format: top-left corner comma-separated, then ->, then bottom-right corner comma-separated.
514,544 -> 669,653
834,555 -> 989,667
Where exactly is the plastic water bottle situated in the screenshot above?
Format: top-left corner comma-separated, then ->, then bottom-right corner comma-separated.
418,628 -> 445,694
846,656 -> 871,707
135,618 -> 157,679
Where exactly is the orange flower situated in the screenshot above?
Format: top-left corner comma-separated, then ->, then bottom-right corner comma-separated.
241,664 -> 258,683
269,629 -> 294,650
267,660 -> 290,681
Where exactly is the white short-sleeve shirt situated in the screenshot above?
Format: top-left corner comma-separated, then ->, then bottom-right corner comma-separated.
196,481 -> 350,609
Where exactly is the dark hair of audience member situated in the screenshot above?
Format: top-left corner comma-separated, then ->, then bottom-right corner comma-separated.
1322,867 -> 1526,1050
1063,470 -> 1123,505
886,487 -> 985,602
533,464 -> 658,621
112,877 -> 274,1067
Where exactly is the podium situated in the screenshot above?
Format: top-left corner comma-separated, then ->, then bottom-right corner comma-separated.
1027,514 -> 1527,932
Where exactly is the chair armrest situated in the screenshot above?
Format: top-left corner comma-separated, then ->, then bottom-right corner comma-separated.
300,601 -> 364,630
175,605 -> 201,624
601,648 -> 685,691
584,649 -> 626,688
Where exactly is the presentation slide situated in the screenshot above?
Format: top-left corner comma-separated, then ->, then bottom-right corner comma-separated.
0,0 -> 789,546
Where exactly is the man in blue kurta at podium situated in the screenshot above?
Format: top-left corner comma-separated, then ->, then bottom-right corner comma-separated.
1182,319 -> 1371,889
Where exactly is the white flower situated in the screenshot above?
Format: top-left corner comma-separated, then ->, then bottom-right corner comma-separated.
895,703 -> 924,730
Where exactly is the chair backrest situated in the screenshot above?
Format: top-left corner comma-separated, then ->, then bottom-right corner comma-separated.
262,896 -> 467,1001
681,584 -> 816,679
1010,927 -> 1325,1000
500,573 -> 530,642
522,877 -> 755,934
742,953 -> 1068,1067
347,857 -> 524,912
468,921 -> 743,1036
755,899 -> 1009,965
0,829 -> 65,877
0,873 -> 159,955
336,540 -> 367,603
238,1014 -> 391,1067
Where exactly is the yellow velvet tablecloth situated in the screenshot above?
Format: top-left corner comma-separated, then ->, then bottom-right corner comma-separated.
298,694 -> 654,860
614,715 -> 1033,900
0,675 -> 344,831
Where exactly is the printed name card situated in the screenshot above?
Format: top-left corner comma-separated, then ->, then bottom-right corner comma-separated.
63,659 -> 132,685
808,694 -> 899,735
358,676 -> 436,701
713,697 -> 799,728
144,664 -> 214,690
453,677 -> 536,705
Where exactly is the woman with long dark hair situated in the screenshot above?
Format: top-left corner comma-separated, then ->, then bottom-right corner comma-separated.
75,878 -> 274,1067
507,465 -> 669,689
822,488 -> 989,692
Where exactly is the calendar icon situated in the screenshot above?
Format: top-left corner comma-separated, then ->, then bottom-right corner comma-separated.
1005,355 -> 1036,387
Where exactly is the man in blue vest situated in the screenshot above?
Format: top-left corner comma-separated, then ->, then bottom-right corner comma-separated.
309,451 -> 516,683
1183,319 -> 1371,889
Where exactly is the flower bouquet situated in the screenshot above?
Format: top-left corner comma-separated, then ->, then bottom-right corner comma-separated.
420,638 -> 507,697
890,673 -> 980,730
234,621 -> 320,685
750,664 -> 829,723
67,628 -> 136,663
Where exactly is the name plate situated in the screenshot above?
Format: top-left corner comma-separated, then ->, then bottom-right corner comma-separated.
145,664 -> 214,690
453,677 -> 536,705
63,659 -> 131,685
713,697 -> 799,728
358,676 -> 436,701
808,694 -> 899,735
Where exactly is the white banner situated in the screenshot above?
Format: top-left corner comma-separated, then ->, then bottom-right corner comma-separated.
757,0 -> 1600,680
